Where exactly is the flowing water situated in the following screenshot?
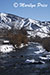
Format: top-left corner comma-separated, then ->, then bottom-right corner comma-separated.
0,41 -> 50,75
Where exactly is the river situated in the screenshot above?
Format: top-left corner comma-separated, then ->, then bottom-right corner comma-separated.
0,42 -> 50,75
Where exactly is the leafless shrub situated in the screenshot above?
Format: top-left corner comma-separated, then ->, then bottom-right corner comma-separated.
7,29 -> 28,48
30,35 -> 50,52
42,37 -> 50,52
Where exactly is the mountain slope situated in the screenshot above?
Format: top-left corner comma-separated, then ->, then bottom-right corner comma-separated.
0,13 -> 50,38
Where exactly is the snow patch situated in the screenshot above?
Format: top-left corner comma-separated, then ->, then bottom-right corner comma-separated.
39,55 -> 50,60
25,59 -> 45,64
39,56 -> 48,60
0,45 -> 14,53
29,18 -> 38,24
0,13 -> 11,23
15,43 -> 28,48
41,26 -> 49,33
25,59 -> 35,63
3,40 -> 9,43
46,55 -> 50,59
19,43 -> 24,48
34,45 -> 45,54
36,32 -> 49,38
0,13 -> 7,17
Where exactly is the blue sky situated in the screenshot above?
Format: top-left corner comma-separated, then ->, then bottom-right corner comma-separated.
0,0 -> 50,21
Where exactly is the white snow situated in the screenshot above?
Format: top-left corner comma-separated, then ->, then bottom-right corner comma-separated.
25,59 -> 35,63
34,50 -> 44,54
0,13 -> 11,23
20,19 -> 25,28
25,59 -> 45,64
41,26 -> 49,33
40,61 -> 45,64
46,55 -> 50,59
39,55 -> 50,60
0,13 -> 7,18
1,13 -> 7,22
15,43 -> 28,48
29,18 -> 38,24
36,32 -> 49,38
14,19 -> 25,29
34,45 -> 45,54
0,22 -> 11,30
0,13 -> 50,38
0,45 -> 14,53
27,27 -> 50,38
39,56 -> 48,60
19,43 -> 24,48
26,18 -> 50,38
3,40 -> 9,43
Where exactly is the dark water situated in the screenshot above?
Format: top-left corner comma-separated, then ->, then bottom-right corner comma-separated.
0,42 -> 50,75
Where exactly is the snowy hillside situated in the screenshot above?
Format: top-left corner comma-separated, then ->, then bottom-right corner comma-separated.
0,13 -> 50,53
0,13 -> 50,38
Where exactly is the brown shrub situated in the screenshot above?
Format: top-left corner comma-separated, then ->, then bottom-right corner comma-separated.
30,35 -> 50,52
42,37 -> 50,52
30,35 -> 42,43
7,29 -> 28,48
